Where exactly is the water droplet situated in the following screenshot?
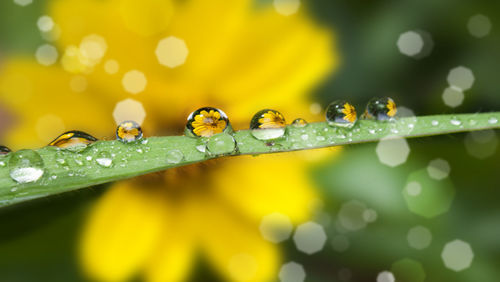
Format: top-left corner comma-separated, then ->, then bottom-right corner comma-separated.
136,148 -> 143,153
368,129 -> 376,134
250,109 -> 286,140
0,145 -> 12,155
141,139 -> 149,145
54,151 -> 69,166
185,107 -> 232,137
116,120 -> 143,143
95,151 -> 113,167
86,156 -> 92,161
166,149 -> 184,164
48,130 -> 97,151
0,161 -> 5,167
206,133 -> 236,155
291,118 -> 308,128
11,187 -> 18,192
326,100 -> 357,128
301,134 -> 309,141
431,120 -> 439,126
488,117 -> 498,124
362,97 -> 397,121
8,149 -> 45,183
195,144 -> 206,153
450,118 -> 462,126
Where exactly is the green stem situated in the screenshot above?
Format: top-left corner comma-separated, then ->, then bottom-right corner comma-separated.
0,112 -> 499,208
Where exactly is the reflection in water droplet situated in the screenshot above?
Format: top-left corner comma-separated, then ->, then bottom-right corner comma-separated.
326,100 -> 357,128
9,149 -> 45,183
166,150 -> 184,164
291,118 -> 308,128
250,109 -> 286,140
95,151 -> 113,167
206,133 -> 236,155
116,120 -> 143,143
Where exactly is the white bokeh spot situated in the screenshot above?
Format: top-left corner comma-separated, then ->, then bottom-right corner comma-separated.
35,44 -> 58,66
427,158 -> 451,180
293,221 -> 327,254
156,36 -> 189,68
467,14 -> 492,38
441,240 -> 474,271
447,66 -> 475,91
113,98 -> 146,125
376,137 -> 410,167
442,87 -> 464,108
279,261 -> 306,282
407,226 -> 432,250
122,70 -> 147,94
377,271 -> 395,282
273,0 -> 301,16
259,212 -> 293,243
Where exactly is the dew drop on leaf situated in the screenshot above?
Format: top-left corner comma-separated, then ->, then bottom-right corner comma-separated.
9,149 -> 45,183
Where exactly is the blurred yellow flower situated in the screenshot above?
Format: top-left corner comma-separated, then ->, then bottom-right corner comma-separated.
0,0 -> 339,281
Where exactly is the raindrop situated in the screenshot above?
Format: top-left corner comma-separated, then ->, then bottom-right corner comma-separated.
431,120 -> 439,126
48,130 -> 97,152
326,100 -> 357,128
488,117 -> 498,124
450,118 -> 462,126
116,120 -> 143,143
95,151 -> 113,167
185,107 -> 233,138
362,97 -> 397,121
166,149 -> 184,164
54,151 -> 69,166
9,149 -> 45,183
195,144 -> 206,153
206,132 -> 236,155
250,109 -> 286,140
291,118 -> 308,128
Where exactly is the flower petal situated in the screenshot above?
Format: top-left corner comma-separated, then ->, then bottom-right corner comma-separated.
79,181 -> 167,281
195,195 -> 280,282
0,59 -> 113,149
212,151 -> 334,224
144,202 -> 196,282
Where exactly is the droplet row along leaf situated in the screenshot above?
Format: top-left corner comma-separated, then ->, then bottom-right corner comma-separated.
0,112 -> 498,208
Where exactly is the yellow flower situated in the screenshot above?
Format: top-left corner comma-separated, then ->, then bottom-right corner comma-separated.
387,99 -> 397,117
342,103 -> 357,123
258,110 -> 286,129
0,0 -> 339,281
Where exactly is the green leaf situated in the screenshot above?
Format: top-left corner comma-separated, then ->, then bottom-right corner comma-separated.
0,112 -> 498,208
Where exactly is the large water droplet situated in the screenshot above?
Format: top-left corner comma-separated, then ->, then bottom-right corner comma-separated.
95,151 -> 113,167
206,132 -> 236,155
185,107 -> 232,138
116,120 -> 143,143
48,130 -> 97,152
0,145 -> 12,155
326,100 -> 357,128
166,149 -> 184,164
9,149 -> 45,183
363,97 -> 397,121
250,109 -> 286,140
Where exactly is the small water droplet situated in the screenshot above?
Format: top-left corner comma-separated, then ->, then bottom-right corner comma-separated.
196,144 -> 206,153
368,129 -> 376,134
136,148 -> 143,153
301,134 -> 309,141
468,119 -> 477,126
450,118 -> 462,126
431,120 -> 439,126
86,156 -> 92,161
0,161 -> 5,167
206,133 -> 236,155
488,117 -> 498,124
391,128 -> 399,134
51,174 -> 57,180
10,187 -> 18,192
292,118 -> 308,128
141,139 -> 149,145
316,136 -> 326,141
73,155 -> 84,166
166,149 -> 184,164
95,151 -> 113,167
8,149 -> 45,183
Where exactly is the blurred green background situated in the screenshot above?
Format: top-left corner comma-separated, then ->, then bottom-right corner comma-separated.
1,0 -> 499,281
